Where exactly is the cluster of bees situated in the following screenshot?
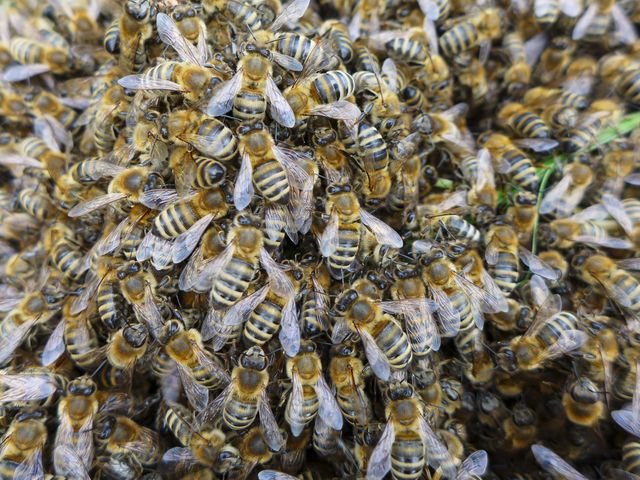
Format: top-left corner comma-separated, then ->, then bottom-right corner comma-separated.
0,0 -> 640,478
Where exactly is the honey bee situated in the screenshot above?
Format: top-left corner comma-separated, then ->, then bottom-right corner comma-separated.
0,369 -> 66,406
95,415 -> 161,477
562,376 -> 605,427
535,36 -> 576,85
135,187 -> 230,269
367,381 -> 456,480
497,102 -> 552,139
117,0 -> 156,72
348,0 -> 384,41
531,444 -> 589,480
412,104 -> 472,153
54,376 -> 99,477
199,346 -> 284,452
234,426 -> 279,479
505,191 -> 538,246
532,0 -> 583,27
497,276 -> 587,372
4,36 -> 72,82
320,20 -> 354,64
284,340 -> 343,437
439,8 -> 502,58
319,183 -> 402,278
233,120 -> 312,211
333,280 -> 411,381
597,148 -> 639,200
0,409 -> 48,479
162,402 -> 241,474
47,0 -> 102,44
562,99 -> 623,153
540,162 -> 594,217
284,70 -> 360,125
573,0 -> 638,45
102,323 -> 149,388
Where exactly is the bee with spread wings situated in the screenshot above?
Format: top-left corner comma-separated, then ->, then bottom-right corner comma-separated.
572,0 -> 638,45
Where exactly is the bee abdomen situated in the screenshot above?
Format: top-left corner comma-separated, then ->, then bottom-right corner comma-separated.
391,435 -> 425,480
511,112 -> 551,138
617,69 -> 640,105
233,89 -> 267,122
491,251 -> 519,294
97,279 -> 124,330
312,71 -> 355,103
253,160 -> 290,204
623,438 -> 640,475
243,299 -> 282,345
374,318 -> 412,369
439,24 -> 479,57
224,393 -> 259,430
210,257 -> 256,307
153,203 -> 199,239
329,224 -> 361,273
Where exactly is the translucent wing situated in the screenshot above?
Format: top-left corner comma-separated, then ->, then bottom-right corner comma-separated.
131,285 -> 164,340
266,76 -> 296,128
172,214 -> 214,263
612,408 -> 640,438
3,63 -> 51,82
279,297 -> 300,357
272,145 -> 313,191
381,299 -> 433,354
198,382 -> 233,427
71,272 -> 101,315
480,270 -> 509,312
572,235 -> 634,249
602,193 -> 634,236
259,471 -> 300,480
260,248 -> 294,297
559,0 -> 582,17
457,450 -> 489,480
287,368 -> 305,437
531,444 -> 588,480
331,320 -> 352,344
271,51 -> 304,71
41,319 -> 67,366
53,445 -> 90,480
162,446 -> 197,465
234,151 -> 254,211
519,247 -> 560,280
190,340 -> 231,384
157,13 -> 203,65
382,58 -> 399,93
206,70 -> 243,117
424,17 -> 439,55
361,210 -> 403,248
569,204 -> 609,222
417,0 -> 440,20
200,306 -> 222,342
117,75 -> 185,91
139,189 -> 180,210
310,101 -> 362,121
430,287 -> 461,337
360,328 -> 390,381
437,190 -> 468,212
572,3 -> 598,40
194,240 -> 236,290
475,148 -> 494,191
222,285 -> 270,326
319,208 -> 339,257
177,364 -> 209,411
96,218 -> 128,256
367,421 -> 394,480
540,173 -> 572,215
178,244 -> 204,291
0,373 -> 59,403
260,390 -> 285,451
316,375 -> 343,431
270,0 -> 310,31
544,330 -> 588,361
15,448 -> 44,480
617,258 -> 640,271
611,4 -> 638,45
67,192 -> 127,217
524,32 -> 547,66
266,204 -> 297,243
420,417 -> 456,479
0,316 -> 37,365
0,297 -> 21,312
514,138 -> 558,153
0,154 -> 42,169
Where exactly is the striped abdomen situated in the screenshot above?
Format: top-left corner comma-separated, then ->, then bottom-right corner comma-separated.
194,119 -> 238,161
285,385 -> 319,433
623,438 -> 640,475
64,318 -> 100,369
502,148 -> 539,191
97,278 -> 124,330
442,215 -> 481,243
371,316 -> 412,369
223,391 -> 259,430
328,223 -> 361,276
509,111 -> 551,138
534,0 -> 560,25
51,240 -> 86,282
439,23 -> 480,57
243,295 -> 284,346
312,71 -> 355,103
233,88 -> 267,123
391,432 -> 425,480
253,159 -> 289,204
535,312 -> 578,348
617,68 -> 640,105
358,123 -> 389,173
490,251 -> 519,294
210,256 -> 257,307
153,202 -> 199,239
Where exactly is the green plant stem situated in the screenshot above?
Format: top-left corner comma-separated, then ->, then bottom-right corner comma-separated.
531,166 -> 555,256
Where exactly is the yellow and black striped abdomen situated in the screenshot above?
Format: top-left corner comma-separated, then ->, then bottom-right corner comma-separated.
372,316 -> 412,369
285,384 -> 319,432
503,148 -> 539,191
153,201 -> 199,239
19,137 -> 49,159
611,271 -> 640,315
328,222 -> 361,275
226,1 -> 262,31
275,33 -> 316,66
617,68 -> 640,105
536,311 -> 578,348
243,296 -> 283,346
442,215 -> 481,243
391,432 -> 425,480
10,38 -> 44,64
439,23 -> 480,57
51,241 -> 85,281
534,0 -> 560,25
358,123 -> 389,173
195,119 -> 238,162
385,38 -> 428,66
562,117 -> 601,153
163,405 -> 192,446
253,159 -> 290,204
64,318 -> 99,369
301,291 -> 328,337
509,111 -> 551,138
312,71 -> 355,103
223,391 -> 259,430
448,288 -> 474,331
623,438 -> 640,475
233,88 -> 267,123
97,278 -> 124,331
210,256 -> 257,307
454,326 -> 482,363
336,385 -> 372,427
18,189 -> 52,220
490,250 -> 519,294
189,352 -> 225,389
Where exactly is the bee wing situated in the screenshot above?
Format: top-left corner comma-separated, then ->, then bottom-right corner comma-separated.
53,445 -> 90,480
316,375 -> 343,431
39,115 -> 73,152
319,208 -> 340,257
531,444 -> 588,480
266,204 -> 297,243
298,36 -> 336,79
524,32 -> 547,66
0,297 -> 22,312
177,364 -> 209,411
71,272 -> 101,315
539,173 -> 572,215
234,151 -> 254,211
136,231 -> 159,262
162,446 -> 197,466
289,187 -> 314,235
157,13 -> 203,66
196,240 -> 236,289
279,296 -> 301,357
15,448 -> 44,480
569,204 -> 608,222
41,319 -> 67,366
518,247 -> 560,280
172,214 -> 214,263
96,217 -> 128,257
270,0 -> 310,31
271,51 -> 304,71
67,192 -> 128,217
0,316 -> 37,365
198,381 -> 233,427
514,138 -> 559,153
617,258 -> 640,271
132,286 -> 164,340
360,210 -> 403,248
310,101 -> 362,121
429,287 -> 461,337
223,285 -> 270,326
423,17 -> 439,55
260,390 -> 285,451
287,368 -> 305,437
625,173 -> 640,186
206,69 -> 243,117
475,148 -> 494,192
259,471 -> 300,480
178,244 -> 204,291
380,299 -> 439,352
529,274 -> 552,310
601,193 -> 634,236
3,63 -> 51,82
272,145 -> 313,191
457,450 -> 489,480
572,3 -> 598,40
0,373 -> 59,403
417,0 -> 440,20
559,0 -> 582,17
612,408 -> 640,438
190,340 -> 231,383
572,235 -> 634,249
367,420 -> 394,480
381,58 -> 399,93
480,269 -> 509,312
331,319 -> 352,344
266,76 -> 296,128
55,413 -> 94,473
0,153 -> 42,169
260,248 -> 294,297
544,329 -> 588,361
117,74 -> 185,92
139,188 -> 180,210
359,328 -> 391,381
611,4 -> 638,45
419,418 -> 456,479
437,190 -> 468,212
